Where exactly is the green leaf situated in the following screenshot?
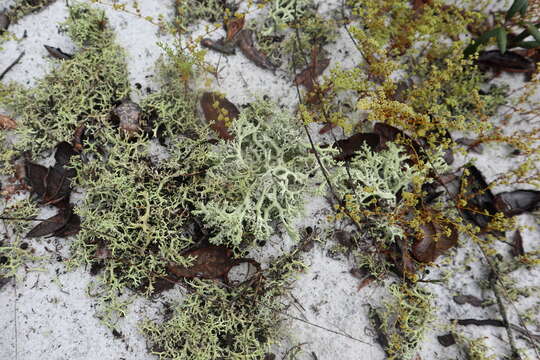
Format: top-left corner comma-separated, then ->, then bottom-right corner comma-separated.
464,28 -> 503,57
497,28 -> 508,54
506,0 -> 528,20
525,22 -> 540,42
515,40 -> 540,49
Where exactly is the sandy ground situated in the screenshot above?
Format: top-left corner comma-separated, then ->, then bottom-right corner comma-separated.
1,1 -> 539,359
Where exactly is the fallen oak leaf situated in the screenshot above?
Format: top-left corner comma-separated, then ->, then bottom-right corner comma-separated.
26,208 -> 72,238
459,165 -> 497,230
511,230 -> 525,257
225,15 -> 245,42
477,50 -> 535,76
44,45 -> 73,60
201,92 -> 239,140
411,212 -> 458,263
24,162 -> 48,198
43,165 -> 72,207
54,141 -> 78,167
236,30 -> 277,71
0,114 -> 17,129
453,295 -> 486,307
333,133 -> 380,162
167,246 -> 260,283
53,212 -> 81,237
493,190 -> 540,216
294,57 -> 330,90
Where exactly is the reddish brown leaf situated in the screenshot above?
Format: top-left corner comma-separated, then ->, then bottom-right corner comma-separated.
26,209 -> 72,238
0,114 -> 17,129
43,165 -> 73,207
411,213 -> 458,263
24,162 -> 48,198
167,246 -> 235,279
236,30 -> 276,71
0,12 -> 10,34
356,275 -> 375,291
72,123 -> 86,152
225,15 -> 245,42
493,190 -> 540,217
200,92 -> 239,140
294,57 -> 330,90
411,0 -> 432,11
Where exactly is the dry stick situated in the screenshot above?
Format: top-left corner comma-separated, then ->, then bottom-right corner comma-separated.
281,342 -> 309,360
0,51 -> 25,81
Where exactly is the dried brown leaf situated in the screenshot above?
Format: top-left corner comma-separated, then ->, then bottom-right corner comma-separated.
167,246 -> 235,279
493,190 -> 540,217
225,15 -> 245,42
411,213 -> 458,263
44,45 -> 73,60
24,162 -> 48,198
200,92 -> 239,140
236,30 -> 276,71
26,209 -> 72,238
0,114 -> 17,130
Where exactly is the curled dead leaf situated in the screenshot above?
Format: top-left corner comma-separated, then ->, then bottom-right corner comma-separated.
236,30 -> 276,71
225,15 -> 245,42
44,45 -> 73,60
411,212 -> 458,263
0,114 -> 17,130
112,99 -> 142,138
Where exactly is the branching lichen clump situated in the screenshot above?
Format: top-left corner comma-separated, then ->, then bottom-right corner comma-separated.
141,242 -> 305,360
0,3 -> 129,159
194,100 -> 319,247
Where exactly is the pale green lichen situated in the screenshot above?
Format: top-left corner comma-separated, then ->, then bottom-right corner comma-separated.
140,242 -> 306,360
194,100 -> 319,247
0,2 -> 130,158
261,0 -> 312,36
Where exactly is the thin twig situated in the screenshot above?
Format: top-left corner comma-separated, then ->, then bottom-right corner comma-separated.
0,51 -> 25,81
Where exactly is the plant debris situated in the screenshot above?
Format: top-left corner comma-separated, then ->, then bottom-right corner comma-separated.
26,208 -> 73,238
410,212 -> 458,263
437,333 -> 456,347
44,45 -> 73,60
112,99 -> 143,138
200,92 -> 239,140
459,165 -> 497,230
0,114 -> 17,129
453,294 -> 486,307
493,190 -> 540,216
510,230 -> 525,257
477,50 -> 536,76
236,30 -> 277,71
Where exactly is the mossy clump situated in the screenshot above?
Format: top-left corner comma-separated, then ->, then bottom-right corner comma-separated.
173,0 -> 235,33
0,2 -> 130,160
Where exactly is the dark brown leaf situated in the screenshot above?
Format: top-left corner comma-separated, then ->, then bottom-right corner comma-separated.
26,209 -> 72,238
459,165 -> 497,229
477,50 -> 535,74
43,165 -> 73,207
112,99 -> 142,138
373,122 -> 422,159
455,319 -> 505,327
453,295 -> 485,307
24,162 -> 48,198
411,213 -> 458,263
200,92 -> 239,140
0,12 -> 9,34
167,246 -> 235,279
294,57 -> 330,90
236,30 -> 276,71
0,114 -> 17,129
333,133 -> 380,161
397,237 -> 416,275
54,141 -> 78,167
437,333 -> 456,347
456,137 -> 484,154
53,212 -> 81,237
511,230 -> 525,257
44,45 -> 73,60
493,190 -> 540,216
201,38 -> 236,55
